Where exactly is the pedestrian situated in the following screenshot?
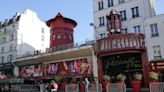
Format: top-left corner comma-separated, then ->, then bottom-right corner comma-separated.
85,78 -> 90,92
39,80 -> 44,92
50,80 -> 58,92
45,83 -> 51,92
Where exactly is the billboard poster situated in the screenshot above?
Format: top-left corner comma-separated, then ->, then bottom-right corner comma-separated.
44,58 -> 93,76
19,64 -> 42,77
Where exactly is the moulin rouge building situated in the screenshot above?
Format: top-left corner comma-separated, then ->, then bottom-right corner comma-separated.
93,10 -> 149,87
91,0 -> 164,87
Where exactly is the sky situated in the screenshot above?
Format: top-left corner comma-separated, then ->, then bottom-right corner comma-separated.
0,0 -> 163,43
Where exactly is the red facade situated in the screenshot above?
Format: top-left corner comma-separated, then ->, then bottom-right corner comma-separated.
46,13 -> 77,48
94,10 -> 149,87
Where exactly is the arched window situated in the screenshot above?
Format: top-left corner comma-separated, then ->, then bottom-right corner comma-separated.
52,34 -> 56,40
70,35 -> 73,40
63,32 -> 68,39
57,32 -> 61,39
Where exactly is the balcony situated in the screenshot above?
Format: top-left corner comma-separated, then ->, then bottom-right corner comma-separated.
94,33 -> 146,56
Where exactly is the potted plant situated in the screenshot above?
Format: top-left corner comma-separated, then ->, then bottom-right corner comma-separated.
102,75 -> 111,82
131,73 -> 142,92
101,75 -> 110,92
116,74 -> 126,84
149,71 -> 159,82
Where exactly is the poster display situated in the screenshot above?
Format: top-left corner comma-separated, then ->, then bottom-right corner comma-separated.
19,64 -> 42,77
44,58 -> 93,76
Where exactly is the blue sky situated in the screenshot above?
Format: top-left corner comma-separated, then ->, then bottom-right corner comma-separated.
0,0 -> 163,43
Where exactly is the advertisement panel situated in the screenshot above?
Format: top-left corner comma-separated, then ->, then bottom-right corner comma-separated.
19,64 -> 42,77
44,58 -> 93,76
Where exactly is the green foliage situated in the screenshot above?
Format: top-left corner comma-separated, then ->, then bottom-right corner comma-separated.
102,75 -> 110,81
133,73 -> 142,81
116,74 -> 126,81
149,71 -> 159,81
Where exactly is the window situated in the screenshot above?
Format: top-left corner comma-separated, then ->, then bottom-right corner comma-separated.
57,33 -> 61,39
99,16 -> 105,26
98,1 -> 104,10
131,7 -> 139,18
63,33 -> 68,39
122,28 -> 128,34
41,28 -> 44,33
70,35 -> 73,40
1,56 -> 4,63
133,25 -> 140,33
118,0 -> 125,4
153,46 -> 161,60
10,44 -> 13,51
150,23 -> 159,37
41,43 -> 44,47
13,25 -> 15,28
120,10 -> 127,21
9,35 -> 14,41
2,37 -> 5,43
8,54 -> 13,62
41,35 -> 44,41
1,47 -> 4,53
4,29 -> 7,34
108,0 -> 113,7
100,33 -> 106,38
52,34 -> 56,40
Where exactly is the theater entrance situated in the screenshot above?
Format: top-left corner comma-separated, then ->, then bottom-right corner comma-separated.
101,53 -> 143,87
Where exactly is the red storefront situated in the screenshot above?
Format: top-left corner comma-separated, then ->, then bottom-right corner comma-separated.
93,10 -> 149,87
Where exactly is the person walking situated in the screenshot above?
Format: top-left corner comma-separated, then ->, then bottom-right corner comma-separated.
50,80 -> 58,92
39,81 -> 44,92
